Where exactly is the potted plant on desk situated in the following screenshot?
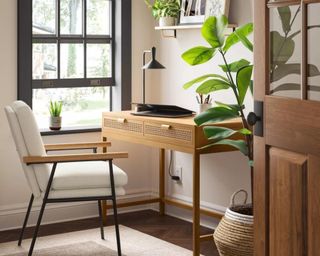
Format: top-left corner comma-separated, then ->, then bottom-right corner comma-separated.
181,15 -> 254,256
145,0 -> 180,27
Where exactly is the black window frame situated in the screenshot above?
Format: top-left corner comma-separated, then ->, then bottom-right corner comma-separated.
18,0 -> 132,135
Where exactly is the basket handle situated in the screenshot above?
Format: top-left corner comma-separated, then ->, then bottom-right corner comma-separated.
230,189 -> 248,207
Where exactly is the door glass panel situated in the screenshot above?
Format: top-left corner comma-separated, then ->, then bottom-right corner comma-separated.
32,0 -> 56,35
60,43 -> 84,78
269,5 -> 301,98
308,4 -> 320,101
33,87 -> 110,129
60,0 -> 83,35
33,43 -> 57,79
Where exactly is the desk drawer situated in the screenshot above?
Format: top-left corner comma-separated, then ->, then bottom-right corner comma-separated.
144,122 -> 193,144
103,117 -> 143,134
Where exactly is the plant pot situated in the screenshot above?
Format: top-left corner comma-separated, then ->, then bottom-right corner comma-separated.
49,116 -> 62,131
213,190 -> 253,256
197,103 -> 212,114
159,16 -> 176,27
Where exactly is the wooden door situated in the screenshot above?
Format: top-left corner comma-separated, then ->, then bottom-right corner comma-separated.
254,0 -> 320,255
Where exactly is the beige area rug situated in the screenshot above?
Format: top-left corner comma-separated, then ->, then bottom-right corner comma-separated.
0,225 -> 196,256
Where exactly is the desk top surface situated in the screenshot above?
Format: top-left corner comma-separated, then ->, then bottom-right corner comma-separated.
103,110 -> 242,127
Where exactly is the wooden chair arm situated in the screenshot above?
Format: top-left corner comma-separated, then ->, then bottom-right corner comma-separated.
23,152 -> 128,165
44,141 -> 111,151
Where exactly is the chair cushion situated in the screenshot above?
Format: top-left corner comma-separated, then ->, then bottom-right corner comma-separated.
52,161 -> 128,190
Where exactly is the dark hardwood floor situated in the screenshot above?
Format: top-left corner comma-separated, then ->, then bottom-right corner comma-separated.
0,210 -> 218,255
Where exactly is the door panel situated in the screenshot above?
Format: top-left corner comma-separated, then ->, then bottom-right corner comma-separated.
265,96 -> 320,156
308,155 -> 320,255
269,148 -> 307,256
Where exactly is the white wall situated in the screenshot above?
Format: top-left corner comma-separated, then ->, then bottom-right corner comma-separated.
0,0 -> 253,230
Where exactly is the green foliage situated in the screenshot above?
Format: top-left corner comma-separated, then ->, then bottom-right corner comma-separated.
181,47 -> 215,66
145,0 -> 180,19
181,15 -> 253,157
236,65 -> 253,105
49,101 -> 63,117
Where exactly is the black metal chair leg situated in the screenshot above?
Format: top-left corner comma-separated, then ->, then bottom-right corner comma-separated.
28,199 -> 46,256
28,163 -> 57,256
18,194 -> 34,246
109,161 -> 122,256
98,200 -> 105,240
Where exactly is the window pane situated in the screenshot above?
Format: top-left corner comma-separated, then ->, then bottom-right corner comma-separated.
60,44 -> 84,78
60,0 -> 83,35
33,43 -> 57,79
269,6 -> 301,99
308,4 -> 320,101
87,0 -> 111,35
87,44 -> 111,78
33,0 -> 56,35
33,87 -> 110,129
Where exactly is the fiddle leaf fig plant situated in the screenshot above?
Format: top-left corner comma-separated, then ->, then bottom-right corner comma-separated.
182,16 -> 254,166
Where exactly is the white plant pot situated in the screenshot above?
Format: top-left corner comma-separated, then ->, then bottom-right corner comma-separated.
49,116 -> 62,131
159,17 -> 176,27
197,103 -> 212,114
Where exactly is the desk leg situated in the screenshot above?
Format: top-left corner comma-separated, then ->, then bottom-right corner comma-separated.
102,136 -> 108,225
193,151 -> 200,256
159,148 -> 165,215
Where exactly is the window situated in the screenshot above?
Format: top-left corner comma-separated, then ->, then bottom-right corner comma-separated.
18,0 -> 132,133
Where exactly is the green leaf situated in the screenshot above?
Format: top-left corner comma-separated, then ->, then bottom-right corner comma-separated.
272,63 -> 320,82
238,128 -> 252,135
219,59 -> 250,72
271,31 -> 294,65
182,46 -> 215,66
196,79 -> 230,94
236,65 -> 253,104
277,7 -> 291,34
235,30 -> 253,52
215,101 -> 243,112
201,16 -> 228,49
249,80 -> 253,95
213,139 -> 248,156
194,107 -> 239,126
203,126 -> 237,141
183,74 -> 229,89
223,23 -> 253,52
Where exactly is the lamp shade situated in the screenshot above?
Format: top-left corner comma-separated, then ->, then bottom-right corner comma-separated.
142,47 -> 165,69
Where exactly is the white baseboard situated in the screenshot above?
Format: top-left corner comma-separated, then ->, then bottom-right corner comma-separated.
0,189 -> 153,231
0,190 -> 226,231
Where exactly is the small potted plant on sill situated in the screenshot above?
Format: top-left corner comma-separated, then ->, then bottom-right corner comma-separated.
145,0 -> 180,27
49,101 -> 63,131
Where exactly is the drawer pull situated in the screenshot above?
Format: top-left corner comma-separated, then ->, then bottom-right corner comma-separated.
161,124 -> 171,130
117,118 -> 126,123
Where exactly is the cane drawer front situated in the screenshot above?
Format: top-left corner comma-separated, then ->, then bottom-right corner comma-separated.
144,122 -> 193,145
103,116 -> 143,134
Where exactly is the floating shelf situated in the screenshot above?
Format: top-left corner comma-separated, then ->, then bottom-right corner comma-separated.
155,24 -> 237,38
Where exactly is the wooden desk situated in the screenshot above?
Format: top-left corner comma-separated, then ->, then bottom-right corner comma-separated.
101,111 -> 242,256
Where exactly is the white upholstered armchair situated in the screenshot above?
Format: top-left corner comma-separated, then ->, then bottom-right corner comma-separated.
4,101 -> 128,256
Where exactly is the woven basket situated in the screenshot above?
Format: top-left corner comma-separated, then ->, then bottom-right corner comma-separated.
213,190 -> 253,256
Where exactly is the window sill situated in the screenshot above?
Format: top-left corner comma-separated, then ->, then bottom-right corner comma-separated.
40,126 -> 101,136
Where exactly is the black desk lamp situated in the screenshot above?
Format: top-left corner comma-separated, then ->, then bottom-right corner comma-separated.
142,47 -> 165,104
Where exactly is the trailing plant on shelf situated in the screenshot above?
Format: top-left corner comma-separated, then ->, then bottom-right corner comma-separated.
145,0 -> 180,26
181,15 -> 254,190
49,101 -> 63,131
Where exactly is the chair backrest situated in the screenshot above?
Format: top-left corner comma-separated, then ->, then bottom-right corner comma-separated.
4,101 -> 51,197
